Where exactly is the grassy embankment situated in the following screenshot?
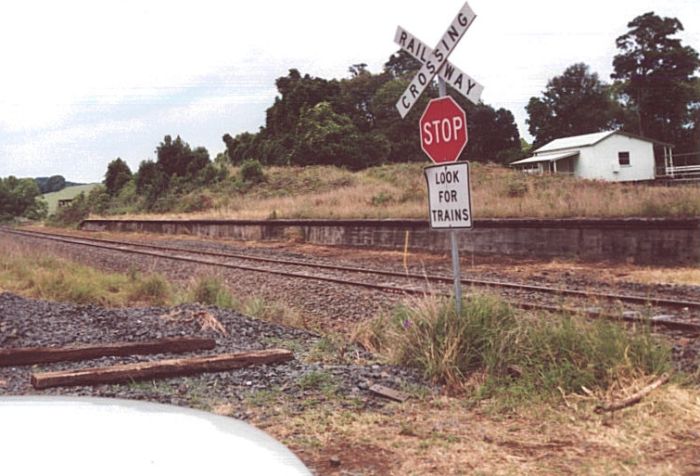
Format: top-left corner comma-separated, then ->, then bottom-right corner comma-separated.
93,163 -> 700,221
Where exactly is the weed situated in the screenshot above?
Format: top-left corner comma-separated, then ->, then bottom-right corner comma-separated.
357,293 -> 671,405
189,276 -> 237,309
370,191 -> 394,206
246,387 -> 282,407
261,337 -> 305,354
504,175 -> 529,198
129,273 -> 171,305
305,334 -> 350,364
297,370 -> 339,398
243,296 -> 270,318
242,296 -> 306,328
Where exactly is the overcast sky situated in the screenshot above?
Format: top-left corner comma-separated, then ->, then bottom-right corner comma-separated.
1,0 -> 698,183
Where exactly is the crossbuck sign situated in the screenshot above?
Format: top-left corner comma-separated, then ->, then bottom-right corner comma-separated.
393,2 -> 483,315
394,2 -> 483,118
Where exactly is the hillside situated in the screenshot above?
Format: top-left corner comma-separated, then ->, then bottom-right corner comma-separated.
43,184 -> 99,214
90,163 -> 700,221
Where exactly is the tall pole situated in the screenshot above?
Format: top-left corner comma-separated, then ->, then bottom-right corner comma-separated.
438,77 -> 463,315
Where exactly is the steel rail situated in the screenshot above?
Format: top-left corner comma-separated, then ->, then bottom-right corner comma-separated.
3,227 -> 700,334
10,227 -> 700,310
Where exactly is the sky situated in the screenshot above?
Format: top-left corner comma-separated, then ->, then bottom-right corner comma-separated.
0,0 -> 698,183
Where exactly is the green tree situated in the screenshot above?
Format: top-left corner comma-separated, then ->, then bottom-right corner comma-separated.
35,175 -> 66,194
266,69 -> 341,137
383,50 -> 421,79
135,160 -> 167,197
0,176 -> 45,220
612,12 -> 700,151
371,78 -> 433,163
464,103 -> 522,164
103,158 -> 132,195
690,78 -> 700,153
156,135 -> 209,178
290,101 -> 389,169
526,63 -> 622,148
336,65 -> 390,133
222,57 -> 524,169
223,132 -> 258,164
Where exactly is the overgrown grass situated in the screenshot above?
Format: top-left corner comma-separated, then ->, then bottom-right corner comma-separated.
0,239 -> 316,329
92,163 -> 700,221
188,275 -> 237,309
354,294 -> 671,404
0,242 -> 173,306
128,273 -> 172,305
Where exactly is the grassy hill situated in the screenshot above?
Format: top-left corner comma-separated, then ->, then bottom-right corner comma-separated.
90,163 -> 700,221
43,184 -> 98,214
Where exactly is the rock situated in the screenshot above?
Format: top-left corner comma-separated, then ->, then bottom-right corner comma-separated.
329,456 -> 341,467
0,290 -> 433,407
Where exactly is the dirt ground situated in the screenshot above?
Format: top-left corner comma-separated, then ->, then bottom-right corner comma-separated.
237,382 -> 700,475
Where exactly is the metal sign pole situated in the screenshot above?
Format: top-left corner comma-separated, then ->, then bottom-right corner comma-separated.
437,77 -> 463,315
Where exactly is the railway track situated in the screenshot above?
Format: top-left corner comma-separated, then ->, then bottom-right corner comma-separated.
3,226 -> 700,334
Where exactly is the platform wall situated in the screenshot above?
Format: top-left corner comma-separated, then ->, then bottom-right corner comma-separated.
80,218 -> 700,265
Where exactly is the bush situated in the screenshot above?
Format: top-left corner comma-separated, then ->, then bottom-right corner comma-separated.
239,159 -> 265,183
178,193 -> 214,213
47,192 -> 91,227
355,294 -> 671,403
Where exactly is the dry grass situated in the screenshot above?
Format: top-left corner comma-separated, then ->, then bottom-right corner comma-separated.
0,239 -> 172,306
160,308 -> 229,336
624,267 -> 700,286
91,163 -> 700,221
228,382 -> 700,475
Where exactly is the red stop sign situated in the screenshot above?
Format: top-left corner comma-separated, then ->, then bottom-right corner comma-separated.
419,96 -> 468,164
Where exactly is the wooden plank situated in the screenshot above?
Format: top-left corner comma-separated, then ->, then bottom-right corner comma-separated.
31,348 -> 293,389
369,384 -> 410,402
1,337 -> 216,367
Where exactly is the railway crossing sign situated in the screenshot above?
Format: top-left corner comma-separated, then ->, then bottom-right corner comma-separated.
424,162 -> 472,229
419,96 -> 468,164
394,26 -> 483,107
393,2 -> 484,315
395,1 -> 480,118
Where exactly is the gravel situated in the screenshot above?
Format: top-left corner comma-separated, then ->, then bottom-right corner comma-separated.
0,292 -> 431,417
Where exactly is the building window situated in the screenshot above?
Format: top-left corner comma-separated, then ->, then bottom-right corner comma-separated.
618,151 -> 630,166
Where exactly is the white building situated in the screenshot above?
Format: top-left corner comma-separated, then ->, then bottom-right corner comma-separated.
511,131 -> 674,182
